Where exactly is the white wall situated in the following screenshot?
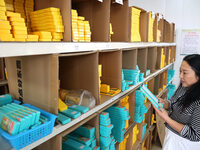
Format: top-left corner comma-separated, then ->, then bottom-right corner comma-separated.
129,0 -> 200,87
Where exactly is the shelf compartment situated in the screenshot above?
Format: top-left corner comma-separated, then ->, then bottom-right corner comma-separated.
72,0 -> 111,42
99,49 -> 122,104
34,0 -> 71,41
122,48 -> 138,70
137,48 -> 148,76
147,47 -> 157,73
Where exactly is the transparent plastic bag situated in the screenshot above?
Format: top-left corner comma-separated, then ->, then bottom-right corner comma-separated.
59,89 -> 96,109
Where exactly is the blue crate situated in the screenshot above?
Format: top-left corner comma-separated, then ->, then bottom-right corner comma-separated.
0,103 -> 57,150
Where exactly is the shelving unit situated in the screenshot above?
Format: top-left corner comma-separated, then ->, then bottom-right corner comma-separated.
0,1 -> 177,149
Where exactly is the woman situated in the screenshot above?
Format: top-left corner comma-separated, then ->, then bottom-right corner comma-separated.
154,54 -> 200,150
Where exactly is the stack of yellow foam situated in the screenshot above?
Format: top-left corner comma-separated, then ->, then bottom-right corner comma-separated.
151,114 -> 156,125
14,0 -> 25,18
77,16 -> 84,42
99,64 -> 102,99
0,0 -> 7,20
26,34 -> 38,41
6,11 -> 27,41
5,0 -> 14,11
100,84 -> 121,96
110,23 -> 114,42
132,125 -> 139,145
168,48 -> 171,64
32,31 -> 52,41
142,143 -> 147,150
160,48 -> 165,68
30,7 -> 64,41
119,134 -> 129,150
120,96 -> 129,129
25,0 -> 34,33
84,20 -> 91,42
131,7 -> 141,42
148,12 -> 154,42
71,9 -> 78,42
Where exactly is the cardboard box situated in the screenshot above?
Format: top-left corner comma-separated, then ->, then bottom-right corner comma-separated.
137,48 -> 148,76
59,51 -> 99,105
0,58 -> 4,80
122,48 -> 138,70
99,49 -> 122,104
158,18 -> 164,42
72,0 -> 111,41
34,0 -> 71,41
147,47 -> 157,73
5,55 -> 59,114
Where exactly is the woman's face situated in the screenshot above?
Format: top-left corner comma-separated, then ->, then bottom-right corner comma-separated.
179,61 -> 199,87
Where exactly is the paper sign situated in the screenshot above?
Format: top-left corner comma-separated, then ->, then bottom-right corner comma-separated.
114,0 -> 123,5
181,29 -> 200,54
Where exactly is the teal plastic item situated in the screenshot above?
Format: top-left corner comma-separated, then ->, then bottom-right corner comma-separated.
0,94 -> 13,107
100,124 -> 113,137
39,115 -> 49,124
69,104 -> 89,113
0,107 -> 27,133
58,113 -> 71,125
30,121 -> 42,129
100,118 -> 111,126
109,138 -> 115,150
60,108 -> 81,119
0,110 -> 20,135
93,146 -> 100,150
11,103 -> 40,124
62,138 -> 92,150
100,112 -> 109,120
140,84 -> 163,110
67,132 -> 92,146
74,124 -> 95,138
90,138 -> 96,149
100,136 -> 112,147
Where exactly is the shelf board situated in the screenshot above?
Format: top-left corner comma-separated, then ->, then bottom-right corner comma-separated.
0,80 -> 8,86
124,122 -> 136,137
21,63 -> 173,150
0,42 -> 176,57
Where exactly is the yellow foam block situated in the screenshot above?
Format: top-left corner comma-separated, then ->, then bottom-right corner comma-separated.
0,33 -> 12,38
12,26 -> 27,31
30,11 -> 61,18
31,7 -> 60,15
100,84 -> 110,93
71,9 -> 77,14
52,39 -> 61,41
0,29 -> 10,34
14,38 -> 26,41
0,6 -> 6,11
10,21 -> 25,26
32,31 -> 52,37
9,17 -> 25,22
51,33 -> 63,39
39,38 -> 52,41
26,39 -> 38,41
13,34 -> 27,39
32,27 -> 64,33
78,16 -> 85,21
31,19 -> 63,25
0,24 -> 11,30
27,34 -> 39,39
58,98 -> 68,112
12,30 -> 27,35
0,37 -> 14,41
6,11 -> 21,17
0,14 -> 6,20
0,0 -> 5,7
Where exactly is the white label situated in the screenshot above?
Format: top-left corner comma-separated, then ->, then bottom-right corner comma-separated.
97,0 -> 103,2
115,0 -> 123,5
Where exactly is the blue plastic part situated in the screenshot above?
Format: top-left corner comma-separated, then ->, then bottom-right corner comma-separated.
0,103 -> 57,150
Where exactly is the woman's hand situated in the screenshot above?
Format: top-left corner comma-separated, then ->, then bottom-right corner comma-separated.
157,97 -> 170,110
153,105 -> 169,122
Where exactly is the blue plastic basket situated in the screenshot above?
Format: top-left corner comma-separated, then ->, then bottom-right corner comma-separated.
0,103 -> 57,150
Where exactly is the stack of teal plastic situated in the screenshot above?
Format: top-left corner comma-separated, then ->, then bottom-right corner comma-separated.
134,89 -> 148,123
167,69 -> 175,83
0,102 -> 41,135
105,106 -> 130,143
167,83 -> 176,100
0,94 -> 13,107
99,112 -> 115,150
139,73 -> 144,82
63,124 -> 99,150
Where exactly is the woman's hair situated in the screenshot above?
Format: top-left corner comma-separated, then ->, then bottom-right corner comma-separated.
180,54 -> 200,109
